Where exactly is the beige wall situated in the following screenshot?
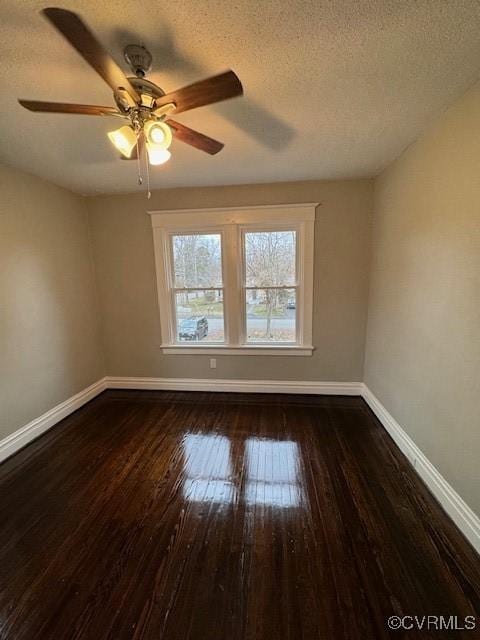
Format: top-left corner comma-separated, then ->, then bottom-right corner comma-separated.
365,82 -> 480,515
87,180 -> 372,381
0,164 -> 104,439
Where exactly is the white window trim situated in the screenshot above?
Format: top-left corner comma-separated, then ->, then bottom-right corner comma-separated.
148,203 -> 318,356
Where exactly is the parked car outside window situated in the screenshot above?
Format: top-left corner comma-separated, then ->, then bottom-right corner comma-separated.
179,316 -> 209,341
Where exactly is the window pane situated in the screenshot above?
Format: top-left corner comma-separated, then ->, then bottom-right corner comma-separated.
245,231 -> 296,287
173,234 -> 222,288
246,288 -> 296,343
175,290 -> 224,342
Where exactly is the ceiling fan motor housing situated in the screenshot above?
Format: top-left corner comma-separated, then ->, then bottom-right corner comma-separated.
124,44 -> 152,77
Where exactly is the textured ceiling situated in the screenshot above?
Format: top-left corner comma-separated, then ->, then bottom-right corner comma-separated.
1,0 -> 480,195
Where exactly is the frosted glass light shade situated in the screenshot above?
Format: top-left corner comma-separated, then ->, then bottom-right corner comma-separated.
107,126 -> 137,158
146,144 -> 171,165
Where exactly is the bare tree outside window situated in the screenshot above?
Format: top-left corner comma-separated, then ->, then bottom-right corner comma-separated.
173,234 -> 222,289
244,231 -> 296,342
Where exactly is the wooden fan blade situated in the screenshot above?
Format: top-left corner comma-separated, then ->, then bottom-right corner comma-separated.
18,100 -> 122,116
167,119 -> 224,155
154,70 -> 243,115
42,8 -> 140,103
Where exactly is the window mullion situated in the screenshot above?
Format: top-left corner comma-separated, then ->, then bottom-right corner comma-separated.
223,225 -> 241,345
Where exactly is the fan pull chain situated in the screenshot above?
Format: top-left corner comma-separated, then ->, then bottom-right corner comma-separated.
136,137 -> 143,186
144,143 -> 152,199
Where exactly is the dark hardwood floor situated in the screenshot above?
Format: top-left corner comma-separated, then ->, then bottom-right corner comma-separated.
0,390 -> 478,639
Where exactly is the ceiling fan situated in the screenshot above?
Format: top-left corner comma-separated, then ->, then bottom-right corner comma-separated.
18,7 -> 243,181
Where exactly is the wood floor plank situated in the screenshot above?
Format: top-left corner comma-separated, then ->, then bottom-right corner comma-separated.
0,390 -> 478,639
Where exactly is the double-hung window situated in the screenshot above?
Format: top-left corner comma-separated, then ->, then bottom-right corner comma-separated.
149,204 -> 317,355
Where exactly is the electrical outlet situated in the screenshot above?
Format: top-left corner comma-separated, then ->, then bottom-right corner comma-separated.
210,358 -> 217,369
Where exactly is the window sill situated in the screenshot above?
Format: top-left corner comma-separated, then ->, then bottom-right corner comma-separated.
160,344 -> 314,356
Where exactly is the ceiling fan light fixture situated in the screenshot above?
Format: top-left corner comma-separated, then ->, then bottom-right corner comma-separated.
107,125 -> 137,158
146,144 -> 171,165
144,120 -> 172,149
140,93 -> 155,108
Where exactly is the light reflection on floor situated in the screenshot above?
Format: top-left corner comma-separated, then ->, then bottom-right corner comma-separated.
245,439 -> 302,507
182,433 -> 304,508
182,434 -> 237,504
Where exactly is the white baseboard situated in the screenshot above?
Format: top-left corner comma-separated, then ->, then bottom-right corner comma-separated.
0,378 -> 107,464
104,376 -> 363,396
362,384 -> 480,555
